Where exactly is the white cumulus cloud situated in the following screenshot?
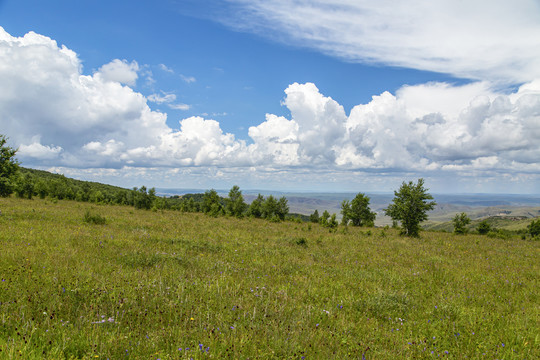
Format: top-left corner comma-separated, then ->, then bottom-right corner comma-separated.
97,59 -> 140,86
1,26 -> 539,191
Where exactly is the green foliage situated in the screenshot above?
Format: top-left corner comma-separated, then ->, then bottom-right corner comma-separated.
260,195 -> 289,221
385,178 -> 436,237
225,185 -> 247,218
527,218 -> 540,238
82,210 -> 106,225
320,209 -> 330,226
341,193 -> 376,227
310,209 -> 320,223
15,173 -> 35,199
325,213 -> 338,231
477,219 -> 491,235
0,134 -> 19,197
133,186 -> 156,210
262,195 -> 278,219
247,194 -> 264,218
453,212 -> 471,234
487,229 -> 511,240
201,189 -> 223,216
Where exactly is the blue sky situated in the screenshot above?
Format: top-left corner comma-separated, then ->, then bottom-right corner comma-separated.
1,0 -> 539,193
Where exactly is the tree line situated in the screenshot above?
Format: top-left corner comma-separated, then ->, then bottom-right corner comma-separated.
2,134 -> 538,238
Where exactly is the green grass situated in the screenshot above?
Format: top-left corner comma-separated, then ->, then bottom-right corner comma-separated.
0,197 -> 538,359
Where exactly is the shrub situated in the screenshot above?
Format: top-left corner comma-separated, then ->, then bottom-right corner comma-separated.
527,219 -> 540,238
477,220 -> 491,235
453,212 -> 471,234
83,210 -> 106,225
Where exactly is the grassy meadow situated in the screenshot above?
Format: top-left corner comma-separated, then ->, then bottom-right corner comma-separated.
0,197 -> 538,359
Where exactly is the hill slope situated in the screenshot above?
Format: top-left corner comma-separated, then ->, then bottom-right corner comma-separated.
0,197 -> 538,359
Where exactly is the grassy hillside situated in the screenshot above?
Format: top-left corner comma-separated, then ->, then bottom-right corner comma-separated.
0,197 -> 538,359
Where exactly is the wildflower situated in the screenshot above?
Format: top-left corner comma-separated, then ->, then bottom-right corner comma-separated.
190,317 -> 194,321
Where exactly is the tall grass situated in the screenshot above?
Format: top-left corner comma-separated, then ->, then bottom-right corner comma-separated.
0,197 -> 538,359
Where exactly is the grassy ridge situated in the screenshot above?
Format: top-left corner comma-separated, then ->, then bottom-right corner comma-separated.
0,197 -> 538,359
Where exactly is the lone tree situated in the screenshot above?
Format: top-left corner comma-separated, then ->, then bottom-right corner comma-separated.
0,135 -> 19,197
453,212 -> 471,234
341,193 -> 376,227
384,178 -> 436,237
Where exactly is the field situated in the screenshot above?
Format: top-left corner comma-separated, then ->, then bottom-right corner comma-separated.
0,197 -> 538,359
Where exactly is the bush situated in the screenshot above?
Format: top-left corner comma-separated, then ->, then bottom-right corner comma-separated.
527,219 -> 540,238
83,210 -> 106,225
477,220 -> 491,235
453,212 -> 471,234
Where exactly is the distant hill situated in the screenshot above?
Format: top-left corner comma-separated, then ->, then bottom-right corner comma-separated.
423,215 -> 539,233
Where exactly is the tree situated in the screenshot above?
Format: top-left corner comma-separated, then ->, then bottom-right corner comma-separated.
247,194 -> 264,218
477,220 -> 491,235
15,173 -> 35,199
310,209 -> 320,223
528,219 -> 540,238
384,178 -> 436,237
262,195 -> 278,219
341,200 -> 351,225
326,213 -> 338,230
0,135 -> 19,197
276,196 -> 289,220
225,185 -> 247,218
453,212 -> 471,234
341,193 -> 376,227
133,186 -> 154,210
202,189 -> 223,216
320,210 -> 331,226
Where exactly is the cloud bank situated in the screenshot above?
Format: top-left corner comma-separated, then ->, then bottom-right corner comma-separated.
1,26 -> 539,191
221,0 -> 540,84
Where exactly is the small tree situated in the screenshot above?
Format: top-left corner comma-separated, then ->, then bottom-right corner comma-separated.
262,195 -> 278,219
341,200 -> 351,225
247,194 -> 264,218
341,193 -> 376,227
225,185 -> 247,218
202,189 -> 223,216
276,196 -> 289,220
0,135 -> 19,197
528,219 -> 540,238
320,210 -> 330,226
133,186 -> 154,210
453,212 -> 471,234
325,213 -> 338,231
477,220 -> 491,235
15,173 -> 35,199
310,209 -> 320,223
384,178 -> 436,237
